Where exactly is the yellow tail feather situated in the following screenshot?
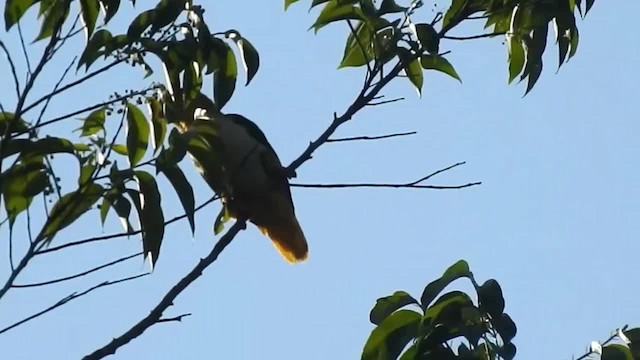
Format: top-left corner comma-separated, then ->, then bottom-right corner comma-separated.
258,215 -> 308,263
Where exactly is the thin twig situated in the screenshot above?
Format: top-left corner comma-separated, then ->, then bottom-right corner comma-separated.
82,220 -> 247,360
327,131 -> 416,143
0,273 -> 148,335
157,313 -> 192,323
12,252 -> 142,288
37,195 -> 219,255
366,97 -> 405,106
291,182 -> 481,190
16,22 -> 32,76
442,32 -> 505,40
0,40 -> 21,100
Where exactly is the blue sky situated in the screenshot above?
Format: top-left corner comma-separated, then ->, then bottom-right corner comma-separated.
1,1 -> 639,359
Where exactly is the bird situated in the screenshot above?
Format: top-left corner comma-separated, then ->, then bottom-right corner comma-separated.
173,93 -> 308,263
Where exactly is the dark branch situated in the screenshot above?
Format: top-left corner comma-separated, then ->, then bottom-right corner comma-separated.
0,273 -> 147,335
82,220 -> 247,360
157,313 -> 192,323
366,97 -> 405,106
442,32 -> 505,40
0,40 -> 21,100
327,131 -> 417,143
12,252 -> 143,288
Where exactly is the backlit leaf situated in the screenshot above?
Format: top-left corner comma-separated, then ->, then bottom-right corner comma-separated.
420,55 -> 462,83
420,260 -> 471,308
158,163 -> 195,234
134,170 -> 165,268
42,183 -> 104,239
126,103 -> 150,166
370,291 -> 419,325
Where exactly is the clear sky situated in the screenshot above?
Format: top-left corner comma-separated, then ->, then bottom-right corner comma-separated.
1,1 -> 639,359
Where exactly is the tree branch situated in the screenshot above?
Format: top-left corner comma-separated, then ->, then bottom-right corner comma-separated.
12,252 -> 142,288
442,32 -> 505,40
327,131 -> 416,143
0,40 -> 21,100
157,313 -> 192,323
82,219 -> 247,360
0,274 -> 148,335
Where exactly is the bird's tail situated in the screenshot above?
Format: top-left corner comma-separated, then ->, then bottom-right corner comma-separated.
258,214 -> 308,263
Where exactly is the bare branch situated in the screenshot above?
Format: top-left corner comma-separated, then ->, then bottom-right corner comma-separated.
291,162 -> 480,190
157,313 -> 192,323
16,22 -> 32,76
0,40 -> 21,100
327,131 -> 416,143
366,97 -> 405,106
442,32 -> 505,40
82,220 -> 247,360
0,274 -> 148,335
13,252 -> 142,288
37,195 -> 219,255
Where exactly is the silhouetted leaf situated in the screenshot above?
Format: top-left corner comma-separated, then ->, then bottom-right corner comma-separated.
78,29 -> 112,69
497,342 -> 517,360
213,205 -> 230,235
3,137 -> 76,159
362,310 -> 421,360
126,102 -> 150,166
79,0 -> 99,39
42,183 -> 105,239
1,161 -> 47,226
442,0 -> 467,31
379,0 -> 406,15
494,313 -> 517,343
420,260 -> 471,308
213,44 -> 237,110
602,344 -> 633,360
236,36 -> 260,85
100,0 -> 120,24
150,0 -> 185,34
80,107 -> 106,136
414,23 -> 439,54
585,0 -> 596,15
623,328 -> 640,359
370,291 -> 420,325
127,9 -> 155,40
478,279 -> 505,318
423,291 -> 473,325
158,163 -> 195,234
284,0 -> 300,10
135,170 -> 164,268
421,55 -> 461,83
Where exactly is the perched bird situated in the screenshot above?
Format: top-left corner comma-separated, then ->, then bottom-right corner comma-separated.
174,94 -> 308,263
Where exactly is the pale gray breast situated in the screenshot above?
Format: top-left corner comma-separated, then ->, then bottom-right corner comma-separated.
216,116 -> 270,197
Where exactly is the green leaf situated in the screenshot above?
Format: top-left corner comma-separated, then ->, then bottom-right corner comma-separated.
507,35 -> 525,83
127,9 -> 155,40
420,55 -> 461,83
78,158 -> 96,185
284,0 -> 300,10
79,0 -> 99,40
158,164 -> 195,234
493,313 -> 517,343
404,56 -> 423,96
602,344 -> 633,360
423,290 -> 473,324
112,144 -> 128,155
478,279 -> 505,318
134,171 -> 165,268
3,137 -> 76,159
414,23 -> 439,54
35,0 -> 70,41
312,1 -> 364,32
126,102 -> 150,166
80,107 -> 106,136
442,0 -> 467,32
149,0 -> 186,34
1,161 -> 47,226
213,44 -> 238,110
362,310 -> 421,360
521,25 -> 548,95
0,112 -> 30,134
4,0 -> 37,30
339,21 -> 373,68
78,29 -> 112,70
99,195 -> 111,225
237,37 -> 260,86
147,97 -> 167,153
420,260 -> 471,308
370,291 -> 420,325
100,0 -> 120,24
213,205 -> 230,235
101,192 -> 134,232
585,0 -> 595,15
42,183 -> 105,239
